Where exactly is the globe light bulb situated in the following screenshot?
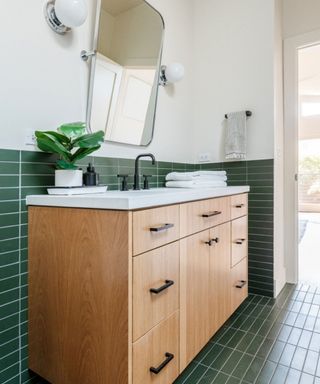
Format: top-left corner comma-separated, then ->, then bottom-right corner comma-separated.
55,0 -> 88,28
165,63 -> 185,83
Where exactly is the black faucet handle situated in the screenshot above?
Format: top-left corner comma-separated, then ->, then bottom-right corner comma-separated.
143,175 -> 153,190
117,174 -> 129,191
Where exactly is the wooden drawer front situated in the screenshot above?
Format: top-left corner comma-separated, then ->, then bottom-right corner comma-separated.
133,243 -> 179,341
231,216 -> 248,267
231,258 -> 248,312
231,194 -> 248,220
180,197 -> 230,238
133,311 -> 180,384
133,206 -> 180,255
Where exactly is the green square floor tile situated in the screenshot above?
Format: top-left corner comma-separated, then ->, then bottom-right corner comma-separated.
197,368 -> 219,383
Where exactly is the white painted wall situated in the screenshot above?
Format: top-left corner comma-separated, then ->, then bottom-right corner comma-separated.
0,0 -> 194,163
192,0 -> 275,163
283,0 -> 320,39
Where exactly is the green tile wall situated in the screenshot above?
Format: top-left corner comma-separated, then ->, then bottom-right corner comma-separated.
0,149 -> 273,383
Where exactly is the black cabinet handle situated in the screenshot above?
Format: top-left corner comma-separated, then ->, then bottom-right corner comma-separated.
202,211 -> 222,218
235,204 -> 245,208
205,240 -> 213,246
236,280 -> 247,289
235,238 -> 246,245
150,280 -> 174,294
205,238 -> 219,246
150,223 -> 174,232
150,353 -> 174,374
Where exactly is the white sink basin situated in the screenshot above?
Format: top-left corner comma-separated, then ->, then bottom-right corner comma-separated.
26,186 -> 250,210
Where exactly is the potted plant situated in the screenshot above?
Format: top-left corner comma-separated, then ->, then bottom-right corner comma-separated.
35,122 -> 104,187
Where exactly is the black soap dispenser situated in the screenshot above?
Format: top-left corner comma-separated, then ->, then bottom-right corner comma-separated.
83,163 -> 98,186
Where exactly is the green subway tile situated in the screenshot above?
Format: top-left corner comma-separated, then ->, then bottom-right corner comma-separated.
256,337 -> 274,358
223,161 -> 246,168
0,363 -> 20,384
1,350 -> 19,371
157,161 -> 172,169
0,275 -> 19,293
0,313 -> 19,333
0,287 -> 19,306
21,284 -> 28,299
0,163 -> 19,175
210,347 -> 234,370
256,360 -> 277,384
0,301 -> 19,320
21,150 -> 58,163
211,371 -> 229,384
0,238 -> 19,254
0,201 -> 19,215
21,163 -> 55,175
21,175 -> 54,187
201,343 -> 224,366
247,159 -> 273,167
0,226 -> 19,242
243,357 -> 265,382
20,200 -> 27,212
0,188 -> 19,201
20,260 -> 28,274
21,187 -> 48,199
20,236 -> 28,250
94,166 -> 118,175
225,377 -> 241,384
0,149 -> 19,162
232,354 -> 254,379
21,297 -> 28,311
0,251 -> 19,267
174,363 -> 207,383
21,212 -> 28,225
221,350 -> 243,375
246,334 -> 265,354
93,157 -> 118,167
118,158 -> 134,167
0,325 -> 19,346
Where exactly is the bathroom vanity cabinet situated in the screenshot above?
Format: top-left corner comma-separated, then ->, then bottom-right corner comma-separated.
28,191 -> 248,384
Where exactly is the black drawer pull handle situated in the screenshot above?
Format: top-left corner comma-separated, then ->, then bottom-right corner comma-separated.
202,211 -> 222,218
235,204 -> 245,208
150,280 -> 174,294
235,238 -> 246,245
150,223 -> 174,232
236,280 -> 247,289
150,352 -> 174,374
205,238 -> 219,246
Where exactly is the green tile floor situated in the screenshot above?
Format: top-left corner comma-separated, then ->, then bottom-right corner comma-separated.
175,283 -> 320,384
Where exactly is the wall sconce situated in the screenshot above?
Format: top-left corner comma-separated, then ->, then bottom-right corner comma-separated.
159,63 -> 185,86
45,0 -> 88,35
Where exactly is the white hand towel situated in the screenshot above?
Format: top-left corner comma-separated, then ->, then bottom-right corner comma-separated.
225,111 -> 247,160
166,180 -> 227,189
166,171 -> 227,181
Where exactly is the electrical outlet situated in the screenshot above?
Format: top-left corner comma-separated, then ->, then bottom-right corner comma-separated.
25,130 -> 36,146
198,153 -> 211,163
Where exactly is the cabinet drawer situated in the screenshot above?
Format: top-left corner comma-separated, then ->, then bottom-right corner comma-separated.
133,243 -> 179,341
180,197 -> 230,237
231,194 -> 248,220
231,258 -> 248,312
231,216 -> 248,267
133,311 -> 180,384
133,206 -> 180,255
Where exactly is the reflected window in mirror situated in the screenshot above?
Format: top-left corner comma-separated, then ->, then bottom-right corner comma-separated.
89,0 -> 164,146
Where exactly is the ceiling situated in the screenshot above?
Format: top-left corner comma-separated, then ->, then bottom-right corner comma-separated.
299,44 -> 320,96
101,0 -> 143,16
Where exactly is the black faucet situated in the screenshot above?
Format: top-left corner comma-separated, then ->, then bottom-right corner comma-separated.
133,153 -> 156,190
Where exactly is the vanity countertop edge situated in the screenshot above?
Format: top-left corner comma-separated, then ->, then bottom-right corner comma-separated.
26,186 -> 250,211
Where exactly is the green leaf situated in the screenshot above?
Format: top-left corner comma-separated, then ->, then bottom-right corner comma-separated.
35,132 -> 71,161
57,160 -> 78,170
72,131 -> 105,148
35,130 -> 70,145
58,122 -> 86,139
71,146 -> 101,163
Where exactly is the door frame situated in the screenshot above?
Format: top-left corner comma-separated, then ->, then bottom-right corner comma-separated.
284,29 -> 320,284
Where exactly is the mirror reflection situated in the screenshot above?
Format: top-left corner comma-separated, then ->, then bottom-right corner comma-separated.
89,0 -> 164,146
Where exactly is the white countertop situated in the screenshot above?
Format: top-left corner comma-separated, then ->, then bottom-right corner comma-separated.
26,186 -> 250,211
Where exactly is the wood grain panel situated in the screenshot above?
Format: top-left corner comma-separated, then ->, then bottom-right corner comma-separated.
231,216 -> 248,267
180,197 -> 230,238
231,257 -> 248,313
180,231 -> 211,371
28,207 -> 130,384
133,311 -> 180,384
133,242 -> 179,341
231,194 -> 248,220
209,223 -> 232,335
133,205 -> 180,256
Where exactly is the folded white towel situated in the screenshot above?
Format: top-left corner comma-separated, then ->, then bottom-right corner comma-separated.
166,171 -> 227,182
166,180 -> 227,189
225,111 -> 247,160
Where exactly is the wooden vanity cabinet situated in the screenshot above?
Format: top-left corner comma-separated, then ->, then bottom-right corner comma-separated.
28,193 -> 248,384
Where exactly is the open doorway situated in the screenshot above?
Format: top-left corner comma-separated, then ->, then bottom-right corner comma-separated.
298,44 -> 320,286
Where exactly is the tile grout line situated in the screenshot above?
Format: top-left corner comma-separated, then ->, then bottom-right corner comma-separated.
18,150 -> 22,384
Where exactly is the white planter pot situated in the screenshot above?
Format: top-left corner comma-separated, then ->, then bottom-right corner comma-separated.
55,170 -> 83,187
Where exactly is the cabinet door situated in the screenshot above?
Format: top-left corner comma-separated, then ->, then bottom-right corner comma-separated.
180,230 -> 211,370
231,216 -> 248,267
209,223 -> 232,335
